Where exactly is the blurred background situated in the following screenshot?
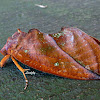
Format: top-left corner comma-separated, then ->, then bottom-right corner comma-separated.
0,0 -> 100,100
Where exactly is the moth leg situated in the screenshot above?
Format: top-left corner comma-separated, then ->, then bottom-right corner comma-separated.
11,56 -> 30,90
0,55 -> 10,67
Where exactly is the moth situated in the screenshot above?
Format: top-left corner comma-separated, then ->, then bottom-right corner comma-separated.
0,27 -> 100,89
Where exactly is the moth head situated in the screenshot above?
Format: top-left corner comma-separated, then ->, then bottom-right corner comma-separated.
0,29 -> 27,56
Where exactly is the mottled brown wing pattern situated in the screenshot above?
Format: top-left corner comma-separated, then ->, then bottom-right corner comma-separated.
9,28 -> 100,80
0,27 -> 100,89
50,27 -> 100,74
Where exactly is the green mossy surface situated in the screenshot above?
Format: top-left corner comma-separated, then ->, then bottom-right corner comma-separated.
0,0 -> 100,100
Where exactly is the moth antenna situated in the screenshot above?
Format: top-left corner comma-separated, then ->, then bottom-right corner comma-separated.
0,55 -> 10,67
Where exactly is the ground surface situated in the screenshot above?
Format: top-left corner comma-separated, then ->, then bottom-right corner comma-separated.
0,0 -> 100,100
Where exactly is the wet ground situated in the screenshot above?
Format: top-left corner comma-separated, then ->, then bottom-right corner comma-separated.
0,0 -> 100,100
